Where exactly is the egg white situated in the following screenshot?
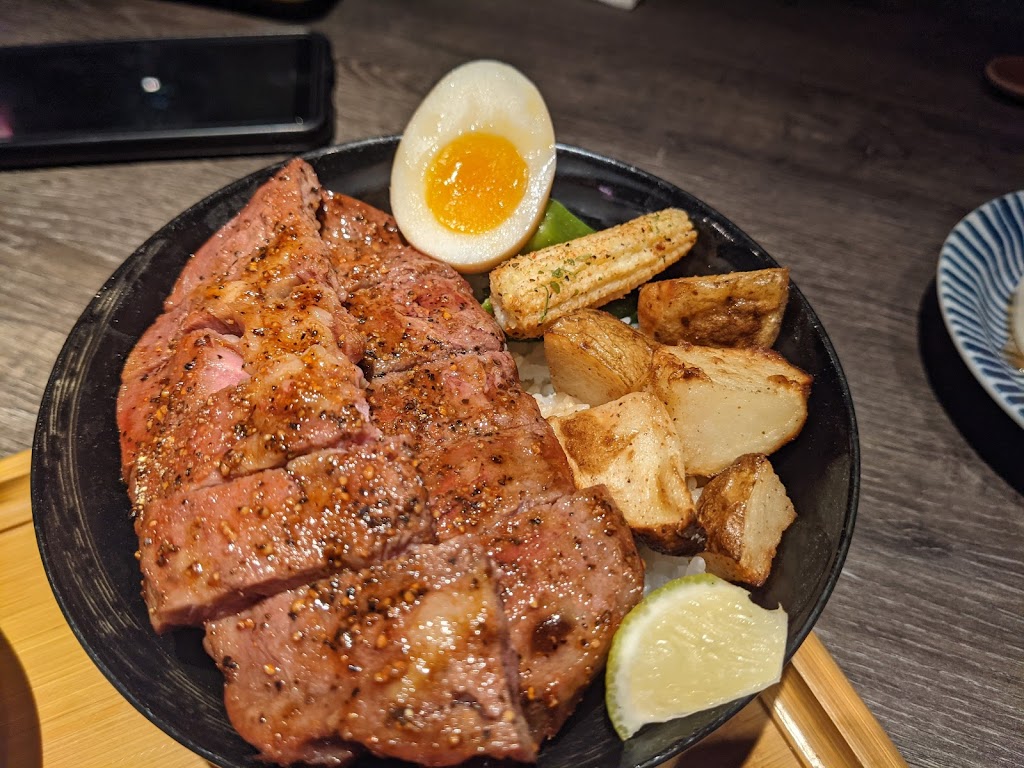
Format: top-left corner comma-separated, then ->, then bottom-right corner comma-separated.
390,60 -> 556,273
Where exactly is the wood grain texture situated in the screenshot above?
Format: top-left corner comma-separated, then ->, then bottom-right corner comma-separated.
0,455 -> 211,768
767,633 -> 909,768
0,450 -> 902,768
0,449 -> 30,533
0,2 -> 1021,767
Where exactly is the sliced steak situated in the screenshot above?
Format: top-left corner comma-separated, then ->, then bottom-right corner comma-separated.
124,192 -> 333,462
130,344 -> 376,507
218,346 -> 375,478
368,351 -> 543,453
121,302 -> 195,389
122,158 -> 647,762
139,439 -> 430,632
205,539 -> 537,766
420,423 -> 575,540
346,263 -> 503,378
436,487 -> 645,740
121,160 -> 364,496
319,190 -> 406,292
319,191 -> 473,296
167,158 -> 323,312
119,328 -> 248,491
193,262 -> 364,366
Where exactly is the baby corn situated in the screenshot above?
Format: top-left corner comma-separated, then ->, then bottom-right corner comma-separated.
488,208 -> 696,338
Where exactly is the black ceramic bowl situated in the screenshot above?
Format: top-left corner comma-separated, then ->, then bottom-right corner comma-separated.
32,137 -> 859,768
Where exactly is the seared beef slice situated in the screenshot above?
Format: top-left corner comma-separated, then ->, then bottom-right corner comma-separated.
318,190 -> 407,292
166,158 -> 325,311
119,157 -> 331,429
127,342 -> 376,512
119,158 -> 374,503
437,487 -> 644,740
205,539 -> 537,766
368,351 -> 543,453
139,439 -> 431,632
421,424 -> 575,539
345,258 -> 504,378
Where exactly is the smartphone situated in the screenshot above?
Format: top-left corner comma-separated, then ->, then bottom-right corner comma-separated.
0,33 -> 335,169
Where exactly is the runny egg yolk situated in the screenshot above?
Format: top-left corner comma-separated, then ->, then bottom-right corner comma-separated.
425,132 -> 528,235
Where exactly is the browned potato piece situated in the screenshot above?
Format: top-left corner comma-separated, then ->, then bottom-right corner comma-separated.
650,343 -> 811,476
638,268 -> 790,348
549,392 -> 703,555
696,453 -> 796,586
544,309 -> 657,406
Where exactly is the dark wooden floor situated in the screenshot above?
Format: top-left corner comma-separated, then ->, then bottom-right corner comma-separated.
1,2 -> 1022,766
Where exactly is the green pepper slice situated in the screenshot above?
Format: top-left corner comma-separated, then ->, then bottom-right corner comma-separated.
521,199 -> 596,253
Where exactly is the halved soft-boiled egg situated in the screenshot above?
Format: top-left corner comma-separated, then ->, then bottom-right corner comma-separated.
390,60 -> 557,273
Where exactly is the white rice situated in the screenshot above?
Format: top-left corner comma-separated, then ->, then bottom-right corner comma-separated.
641,547 -> 706,595
687,475 -> 705,504
508,341 -> 590,418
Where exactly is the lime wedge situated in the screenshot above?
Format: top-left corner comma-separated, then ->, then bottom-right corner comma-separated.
606,573 -> 787,740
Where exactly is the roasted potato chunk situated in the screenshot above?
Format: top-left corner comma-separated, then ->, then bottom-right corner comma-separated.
549,391 -> 703,555
650,343 -> 811,476
544,309 -> 657,406
696,453 -> 796,586
638,268 -> 790,348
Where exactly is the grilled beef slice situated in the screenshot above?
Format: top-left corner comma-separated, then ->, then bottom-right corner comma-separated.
419,423 -> 575,540
436,487 -> 645,740
500,490 -> 644,739
119,328 -> 249,491
121,158 -> 332,408
127,344 -> 376,511
319,190 -> 407,293
120,159 -> 370,507
345,262 -> 504,378
367,351 -> 543,453
139,439 -> 431,632
166,158 -> 324,312
205,539 -> 537,766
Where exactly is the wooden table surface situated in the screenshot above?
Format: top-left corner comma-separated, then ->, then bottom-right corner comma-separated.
0,1 -> 1021,767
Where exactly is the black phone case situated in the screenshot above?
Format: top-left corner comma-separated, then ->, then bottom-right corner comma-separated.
0,33 -> 335,170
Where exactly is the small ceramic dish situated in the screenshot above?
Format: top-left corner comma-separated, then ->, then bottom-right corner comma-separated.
937,191 -> 1024,429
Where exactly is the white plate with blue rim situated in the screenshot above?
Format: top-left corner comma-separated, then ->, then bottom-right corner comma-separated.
937,191 -> 1024,429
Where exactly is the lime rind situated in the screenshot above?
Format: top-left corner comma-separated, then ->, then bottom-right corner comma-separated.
606,573 -> 787,740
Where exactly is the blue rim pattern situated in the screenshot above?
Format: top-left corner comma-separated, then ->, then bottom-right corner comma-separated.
937,191 -> 1024,428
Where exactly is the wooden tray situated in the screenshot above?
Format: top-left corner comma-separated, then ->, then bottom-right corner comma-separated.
0,450 -> 906,768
